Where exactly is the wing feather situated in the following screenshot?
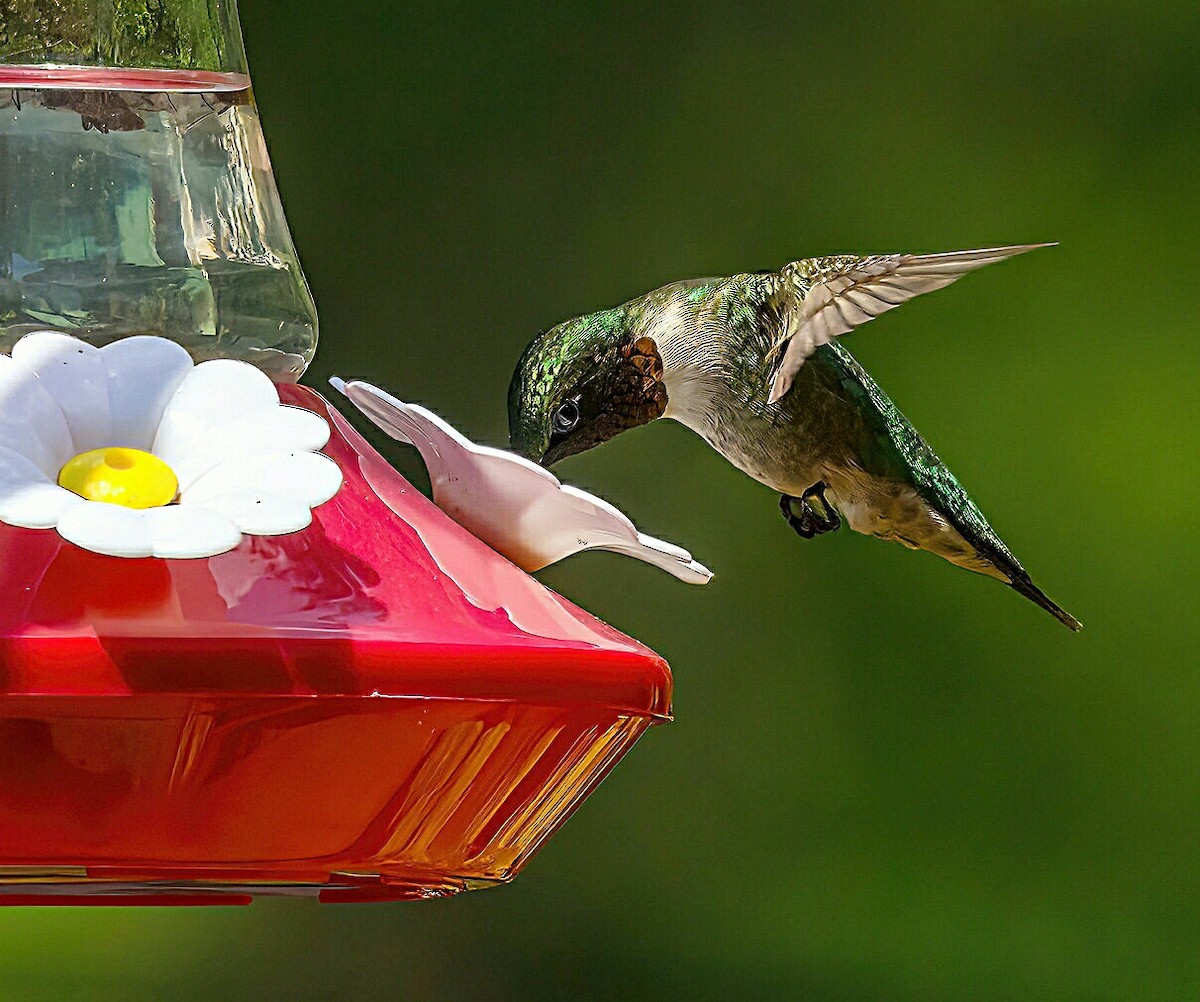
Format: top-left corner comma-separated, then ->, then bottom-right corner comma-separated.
767,243 -> 1053,403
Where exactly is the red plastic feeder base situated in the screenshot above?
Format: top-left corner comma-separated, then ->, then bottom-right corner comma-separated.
0,387 -> 671,904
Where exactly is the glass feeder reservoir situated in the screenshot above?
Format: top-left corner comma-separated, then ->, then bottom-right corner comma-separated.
0,0 -> 318,379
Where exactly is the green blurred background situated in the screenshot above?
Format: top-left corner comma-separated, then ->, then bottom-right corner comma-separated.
3,1 -> 1198,998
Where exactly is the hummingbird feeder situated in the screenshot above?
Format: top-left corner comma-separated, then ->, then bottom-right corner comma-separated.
0,1 -> 695,904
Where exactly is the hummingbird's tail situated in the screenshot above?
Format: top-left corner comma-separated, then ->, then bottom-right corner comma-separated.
1004,570 -> 1083,632
815,341 -> 1082,633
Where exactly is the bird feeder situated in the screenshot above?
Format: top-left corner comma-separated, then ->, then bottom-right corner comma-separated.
0,2 -> 677,904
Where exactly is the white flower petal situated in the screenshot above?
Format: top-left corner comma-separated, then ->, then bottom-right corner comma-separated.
184,451 -> 342,509
0,354 -> 75,476
10,331 -> 113,452
0,481 -> 85,529
0,445 -> 49,487
223,405 -> 331,454
155,404 -> 332,491
102,336 -> 194,450
11,331 -> 112,453
150,425 -> 225,492
143,505 -> 242,559
182,488 -> 312,536
153,360 -> 283,489
159,358 -> 278,430
56,502 -> 152,557
0,334 -> 335,555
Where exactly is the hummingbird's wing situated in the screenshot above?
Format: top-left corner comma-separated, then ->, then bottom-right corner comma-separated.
766,244 -> 1052,403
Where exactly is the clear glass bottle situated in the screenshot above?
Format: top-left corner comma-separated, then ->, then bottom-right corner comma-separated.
0,1 -> 317,379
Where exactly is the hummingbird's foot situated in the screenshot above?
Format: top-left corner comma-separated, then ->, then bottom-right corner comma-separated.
780,483 -> 842,539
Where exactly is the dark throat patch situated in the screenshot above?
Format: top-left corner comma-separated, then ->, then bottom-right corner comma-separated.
612,336 -> 668,426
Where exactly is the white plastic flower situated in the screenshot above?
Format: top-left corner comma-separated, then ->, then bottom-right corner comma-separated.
0,332 -> 342,558
332,377 -> 712,585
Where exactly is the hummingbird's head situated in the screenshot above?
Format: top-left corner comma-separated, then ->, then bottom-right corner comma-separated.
508,306 -> 668,466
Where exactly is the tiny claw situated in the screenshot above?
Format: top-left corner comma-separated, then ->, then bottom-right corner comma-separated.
780,484 -> 841,539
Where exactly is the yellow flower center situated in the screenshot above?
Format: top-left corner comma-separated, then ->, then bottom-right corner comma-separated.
58,447 -> 179,509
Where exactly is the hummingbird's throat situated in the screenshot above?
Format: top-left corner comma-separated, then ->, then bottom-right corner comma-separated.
614,336 -> 668,420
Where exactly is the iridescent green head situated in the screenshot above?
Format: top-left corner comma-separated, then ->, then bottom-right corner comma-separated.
508,307 -> 668,466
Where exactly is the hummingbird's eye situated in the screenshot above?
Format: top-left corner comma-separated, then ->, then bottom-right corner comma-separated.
552,398 -> 581,434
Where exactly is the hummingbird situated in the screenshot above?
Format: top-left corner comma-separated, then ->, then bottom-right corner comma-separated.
507,244 -> 1081,631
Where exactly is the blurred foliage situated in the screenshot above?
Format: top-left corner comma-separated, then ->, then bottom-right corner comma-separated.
1,0 -> 1197,998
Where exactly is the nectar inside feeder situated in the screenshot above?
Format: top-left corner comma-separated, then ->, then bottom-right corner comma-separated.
0,3 -> 683,905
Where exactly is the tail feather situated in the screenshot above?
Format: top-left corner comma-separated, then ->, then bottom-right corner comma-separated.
814,342 -> 1081,633
1005,571 -> 1082,632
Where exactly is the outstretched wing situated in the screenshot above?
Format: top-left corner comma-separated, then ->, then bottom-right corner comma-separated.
766,244 -> 1052,403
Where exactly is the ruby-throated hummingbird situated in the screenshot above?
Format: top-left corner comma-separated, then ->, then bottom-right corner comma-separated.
507,244 -> 1081,631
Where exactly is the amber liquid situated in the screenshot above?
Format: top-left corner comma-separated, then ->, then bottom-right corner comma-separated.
0,68 -> 316,379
